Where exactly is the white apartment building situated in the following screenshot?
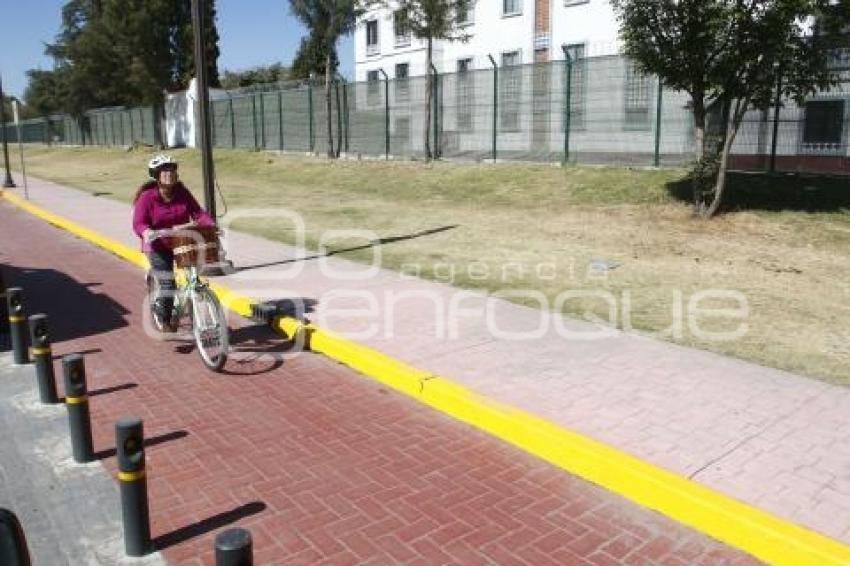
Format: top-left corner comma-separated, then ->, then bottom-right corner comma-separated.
354,0 -> 622,81
352,2 -> 849,171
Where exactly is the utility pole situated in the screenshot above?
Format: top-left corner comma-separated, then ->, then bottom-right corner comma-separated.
191,0 -> 215,219
0,73 -> 16,188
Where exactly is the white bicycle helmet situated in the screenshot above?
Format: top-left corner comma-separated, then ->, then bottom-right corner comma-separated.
148,154 -> 178,178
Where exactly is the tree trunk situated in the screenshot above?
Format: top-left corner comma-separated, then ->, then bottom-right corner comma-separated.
691,95 -> 707,214
325,52 -> 334,159
423,36 -> 433,160
704,98 -> 748,218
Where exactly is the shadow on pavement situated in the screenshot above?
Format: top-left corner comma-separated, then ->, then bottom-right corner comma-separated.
93,430 -> 189,461
0,264 -> 130,344
88,382 -> 138,398
172,323 -> 295,376
152,501 -> 266,551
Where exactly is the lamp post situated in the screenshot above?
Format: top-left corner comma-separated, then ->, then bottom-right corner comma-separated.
190,0 -> 215,219
0,73 -> 16,188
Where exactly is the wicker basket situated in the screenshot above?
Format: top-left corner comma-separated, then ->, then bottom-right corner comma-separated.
169,226 -> 220,268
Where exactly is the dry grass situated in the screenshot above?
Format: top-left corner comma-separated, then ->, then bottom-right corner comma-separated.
11,144 -> 850,383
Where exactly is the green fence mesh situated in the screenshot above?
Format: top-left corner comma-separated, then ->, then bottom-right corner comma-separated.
3,54 -> 848,174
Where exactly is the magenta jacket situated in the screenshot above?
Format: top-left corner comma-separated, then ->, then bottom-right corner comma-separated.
132,181 -> 215,253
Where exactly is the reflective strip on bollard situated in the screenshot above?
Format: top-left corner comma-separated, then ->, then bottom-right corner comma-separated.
118,470 -> 146,482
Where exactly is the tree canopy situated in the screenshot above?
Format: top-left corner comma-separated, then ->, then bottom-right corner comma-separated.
289,0 -> 363,157
28,0 -> 221,117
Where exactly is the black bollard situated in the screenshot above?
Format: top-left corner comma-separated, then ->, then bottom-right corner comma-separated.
0,269 -> 8,337
62,354 -> 93,462
116,417 -> 151,557
0,508 -> 31,566
6,288 -> 29,364
215,528 -> 253,566
28,315 -> 59,404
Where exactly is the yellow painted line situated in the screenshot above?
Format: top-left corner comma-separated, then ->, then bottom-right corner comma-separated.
117,469 -> 146,482
65,395 -> 88,405
5,189 -> 850,565
30,346 -> 52,355
3,191 -> 149,270
8,315 -> 24,322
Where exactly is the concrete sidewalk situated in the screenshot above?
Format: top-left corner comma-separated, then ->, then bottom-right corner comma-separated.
5,173 -> 850,544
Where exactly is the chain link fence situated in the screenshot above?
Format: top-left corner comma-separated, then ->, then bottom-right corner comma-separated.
3,54 -> 848,174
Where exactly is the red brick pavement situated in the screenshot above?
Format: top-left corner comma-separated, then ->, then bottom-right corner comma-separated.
0,201 -> 760,565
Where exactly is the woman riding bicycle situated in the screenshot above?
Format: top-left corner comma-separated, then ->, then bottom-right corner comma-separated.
132,154 -> 214,331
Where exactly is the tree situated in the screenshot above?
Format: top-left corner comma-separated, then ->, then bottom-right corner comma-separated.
394,0 -> 470,159
39,0 -> 221,115
613,0 -> 849,217
221,63 -> 291,89
290,35 -> 338,81
289,0 -> 363,158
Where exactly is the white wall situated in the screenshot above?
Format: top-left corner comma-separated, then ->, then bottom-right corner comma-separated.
354,0 -> 621,80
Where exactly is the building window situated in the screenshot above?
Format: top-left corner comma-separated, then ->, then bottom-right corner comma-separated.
458,2 -> 474,26
501,50 -> 521,131
395,63 -> 410,102
503,0 -> 521,16
803,100 -> 844,149
624,62 -> 651,130
366,20 -> 379,55
457,58 -> 474,131
563,43 -> 585,130
393,10 -> 410,46
367,69 -> 381,106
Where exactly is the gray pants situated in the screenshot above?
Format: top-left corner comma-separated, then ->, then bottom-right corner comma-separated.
147,250 -> 175,322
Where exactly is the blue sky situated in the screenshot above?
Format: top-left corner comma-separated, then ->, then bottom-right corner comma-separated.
0,0 -> 355,99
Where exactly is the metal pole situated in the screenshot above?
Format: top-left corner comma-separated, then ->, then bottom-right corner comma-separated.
28,314 -> 58,404
654,76 -> 663,167
7,288 -> 28,364
116,417 -> 151,557
378,69 -> 389,159
342,81 -> 350,153
769,68 -> 782,174
215,528 -> 253,566
259,94 -> 266,148
62,354 -> 93,462
561,46 -> 572,163
307,83 -> 314,152
487,55 -> 497,162
210,100 -> 216,147
0,508 -> 32,566
191,0 -> 217,220
335,78 -> 342,156
429,64 -> 439,159
229,97 -> 236,148
12,100 -> 28,197
251,95 -> 258,149
0,74 -> 16,187
277,90 -> 284,150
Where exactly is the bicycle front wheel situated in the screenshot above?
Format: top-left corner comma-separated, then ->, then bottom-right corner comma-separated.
191,287 -> 229,371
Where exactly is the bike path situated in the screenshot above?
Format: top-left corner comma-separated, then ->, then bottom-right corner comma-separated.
0,200 -> 757,564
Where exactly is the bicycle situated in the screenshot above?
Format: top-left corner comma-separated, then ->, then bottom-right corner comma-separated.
145,226 -> 230,371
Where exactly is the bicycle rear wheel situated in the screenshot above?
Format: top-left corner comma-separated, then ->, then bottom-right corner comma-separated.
191,287 -> 229,371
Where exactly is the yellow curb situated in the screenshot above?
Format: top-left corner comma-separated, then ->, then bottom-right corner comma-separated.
4,189 -> 850,565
